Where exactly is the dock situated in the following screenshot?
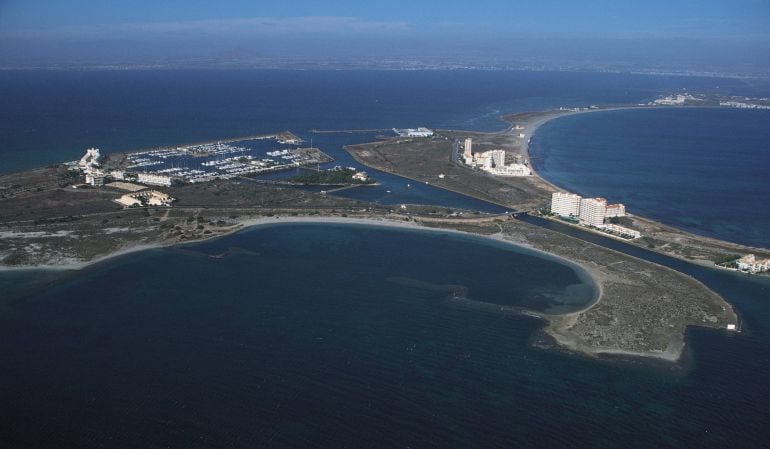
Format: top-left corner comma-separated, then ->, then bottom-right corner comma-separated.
128,131 -> 304,154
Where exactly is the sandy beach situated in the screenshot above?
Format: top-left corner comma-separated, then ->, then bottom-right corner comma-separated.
0,214 -> 603,309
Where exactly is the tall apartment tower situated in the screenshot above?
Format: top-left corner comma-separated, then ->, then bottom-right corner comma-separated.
463,138 -> 473,160
550,192 -> 581,217
579,197 -> 608,227
489,150 -> 506,167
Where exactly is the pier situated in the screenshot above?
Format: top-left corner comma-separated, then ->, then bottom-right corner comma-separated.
128,131 -> 303,154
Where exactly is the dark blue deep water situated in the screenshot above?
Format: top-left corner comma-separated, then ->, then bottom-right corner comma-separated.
1,70 -> 760,212
2,223 -> 769,449
0,69 -> 755,175
0,223 -> 600,447
530,107 -> 770,249
2,70 -> 770,448
1,223 -> 770,448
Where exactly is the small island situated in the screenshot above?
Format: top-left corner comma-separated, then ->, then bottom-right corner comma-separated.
288,166 -> 376,186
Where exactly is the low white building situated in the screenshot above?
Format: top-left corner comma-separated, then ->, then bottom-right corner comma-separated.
737,254 -> 770,274
85,170 -> 107,186
394,127 -> 434,137
605,203 -> 626,218
489,164 -> 531,176
137,172 -> 173,187
600,223 -> 641,239
653,94 -> 696,105
407,127 -> 434,137
719,101 -> 770,110
551,192 -> 581,217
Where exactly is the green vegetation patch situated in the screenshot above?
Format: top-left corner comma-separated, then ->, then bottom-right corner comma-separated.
289,168 -> 375,185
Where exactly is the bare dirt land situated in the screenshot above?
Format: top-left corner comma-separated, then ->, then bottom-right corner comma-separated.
416,217 -> 737,360
0,166 -> 380,267
346,135 -> 556,211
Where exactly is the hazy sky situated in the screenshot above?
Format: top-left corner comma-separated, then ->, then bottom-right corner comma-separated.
1,0 -> 769,71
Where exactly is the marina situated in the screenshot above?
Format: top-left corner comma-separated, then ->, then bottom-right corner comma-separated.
75,132 -> 334,187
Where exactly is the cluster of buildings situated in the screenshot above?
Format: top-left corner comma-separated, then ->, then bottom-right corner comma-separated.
393,127 -> 434,138
550,192 -> 640,239
77,147 -> 122,187
461,138 -> 532,177
74,147 -> 173,188
72,148 -> 177,208
736,254 -> 770,274
719,101 -> 770,110
136,172 -> 173,187
651,94 -> 698,105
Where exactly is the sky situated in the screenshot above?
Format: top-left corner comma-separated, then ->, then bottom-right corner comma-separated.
1,0 -> 769,72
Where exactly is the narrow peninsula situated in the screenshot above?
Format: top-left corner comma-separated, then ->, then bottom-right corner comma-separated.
2,100 -> 758,362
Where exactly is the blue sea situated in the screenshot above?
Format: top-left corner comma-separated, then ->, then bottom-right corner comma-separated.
530,107 -> 770,249
2,70 -> 770,448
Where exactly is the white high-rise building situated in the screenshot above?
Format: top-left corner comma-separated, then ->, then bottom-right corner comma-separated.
463,138 -> 473,159
551,192 -> 581,217
579,197 -> 608,227
475,150 -> 505,169
489,150 -> 505,168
